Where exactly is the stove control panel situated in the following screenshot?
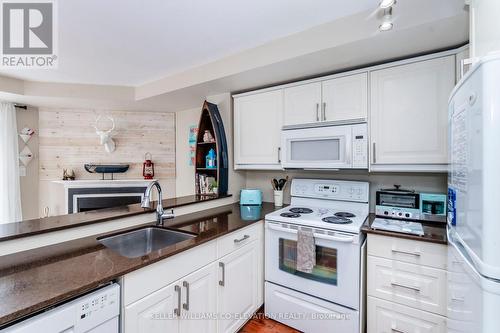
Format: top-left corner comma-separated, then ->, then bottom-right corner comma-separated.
291,179 -> 369,203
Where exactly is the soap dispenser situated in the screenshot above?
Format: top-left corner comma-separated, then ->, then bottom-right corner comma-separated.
206,148 -> 216,168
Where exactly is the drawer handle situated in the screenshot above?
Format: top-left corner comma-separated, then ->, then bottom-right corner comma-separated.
391,282 -> 421,293
391,249 -> 421,257
391,328 -> 407,333
451,297 -> 465,302
234,234 -> 250,244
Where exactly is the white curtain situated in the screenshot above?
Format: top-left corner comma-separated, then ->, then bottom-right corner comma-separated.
0,102 -> 22,223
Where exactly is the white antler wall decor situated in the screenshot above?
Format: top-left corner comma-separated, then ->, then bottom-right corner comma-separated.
93,115 -> 116,153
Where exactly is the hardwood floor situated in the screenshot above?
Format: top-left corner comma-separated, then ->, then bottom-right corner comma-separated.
238,308 -> 301,333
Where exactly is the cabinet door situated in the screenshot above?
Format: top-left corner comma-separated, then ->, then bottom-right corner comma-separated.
283,82 -> 322,126
124,281 -> 181,333
179,263 -> 218,333
322,72 -> 368,122
217,241 -> 259,333
234,90 -> 283,168
370,56 -> 455,166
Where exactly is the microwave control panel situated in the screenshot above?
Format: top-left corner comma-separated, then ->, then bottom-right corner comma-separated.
352,124 -> 368,168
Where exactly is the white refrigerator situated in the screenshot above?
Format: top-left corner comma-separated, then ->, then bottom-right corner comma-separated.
447,54 -> 500,332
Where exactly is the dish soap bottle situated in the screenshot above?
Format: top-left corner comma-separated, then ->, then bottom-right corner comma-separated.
206,148 -> 216,168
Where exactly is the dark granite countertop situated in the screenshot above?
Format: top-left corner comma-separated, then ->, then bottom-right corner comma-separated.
0,194 -> 231,242
361,213 -> 447,245
0,202 -> 277,327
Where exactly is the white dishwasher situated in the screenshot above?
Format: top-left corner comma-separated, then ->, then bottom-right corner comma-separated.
2,283 -> 120,333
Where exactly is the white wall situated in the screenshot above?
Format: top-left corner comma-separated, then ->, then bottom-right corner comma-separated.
245,170 -> 447,212
175,93 -> 245,201
470,0 -> 500,57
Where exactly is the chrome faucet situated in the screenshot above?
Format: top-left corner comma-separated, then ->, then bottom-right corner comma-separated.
141,181 -> 175,225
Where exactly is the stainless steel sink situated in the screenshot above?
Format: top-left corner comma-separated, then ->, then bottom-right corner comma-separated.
98,227 -> 196,258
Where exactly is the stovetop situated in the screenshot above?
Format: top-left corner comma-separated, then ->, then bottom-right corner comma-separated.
266,205 -> 368,234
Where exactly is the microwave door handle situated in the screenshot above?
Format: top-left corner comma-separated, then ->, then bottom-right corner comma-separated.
267,224 -> 355,243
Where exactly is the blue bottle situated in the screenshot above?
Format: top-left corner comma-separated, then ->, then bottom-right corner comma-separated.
206,148 -> 216,168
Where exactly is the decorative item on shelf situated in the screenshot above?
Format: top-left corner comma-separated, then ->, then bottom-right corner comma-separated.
84,163 -> 129,180
19,127 -> 35,143
92,115 -> 116,154
142,152 -> 154,180
19,146 -> 33,166
202,130 -> 215,143
205,148 -> 217,168
209,179 -> 218,195
62,168 -> 76,180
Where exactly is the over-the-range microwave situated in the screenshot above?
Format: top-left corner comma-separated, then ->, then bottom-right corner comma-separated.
281,122 -> 368,169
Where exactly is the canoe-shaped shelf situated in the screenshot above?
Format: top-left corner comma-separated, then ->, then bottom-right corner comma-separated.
194,101 -> 228,196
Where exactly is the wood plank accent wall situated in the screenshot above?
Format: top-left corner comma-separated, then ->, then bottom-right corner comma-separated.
38,108 -> 175,181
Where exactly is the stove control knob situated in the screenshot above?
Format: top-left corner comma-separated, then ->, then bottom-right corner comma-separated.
384,211 -> 389,215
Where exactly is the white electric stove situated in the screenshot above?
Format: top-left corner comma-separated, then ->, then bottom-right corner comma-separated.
264,179 -> 369,333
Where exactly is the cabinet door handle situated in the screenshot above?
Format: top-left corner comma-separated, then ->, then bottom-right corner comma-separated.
234,234 -> 250,244
315,103 -> 320,121
322,102 -> 326,121
391,249 -> 421,257
372,142 -> 376,164
391,282 -> 421,292
182,281 -> 190,311
174,285 -> 181,316
278,147 -> 281,163
219,262 -> 225,286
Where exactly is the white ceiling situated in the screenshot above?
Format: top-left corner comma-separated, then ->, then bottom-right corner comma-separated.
0,0 -> 380,86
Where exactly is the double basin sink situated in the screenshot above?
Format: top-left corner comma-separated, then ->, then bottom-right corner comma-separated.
98,226 -> 196,258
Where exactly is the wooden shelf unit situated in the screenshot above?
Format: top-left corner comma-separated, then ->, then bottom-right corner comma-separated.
194,101 -> 228,196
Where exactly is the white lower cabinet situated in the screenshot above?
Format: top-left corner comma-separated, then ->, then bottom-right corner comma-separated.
367,234 -> 449,333
217,240 -> 260,333
122,221 -> 264,333
124,281 -> 180,333
124,263 -> 217,333
368,296 -> 447,333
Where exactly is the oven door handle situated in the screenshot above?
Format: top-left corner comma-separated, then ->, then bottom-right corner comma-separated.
267,224 -> 355,243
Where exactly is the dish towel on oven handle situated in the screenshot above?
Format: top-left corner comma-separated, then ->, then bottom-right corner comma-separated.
296,229 -> 316,273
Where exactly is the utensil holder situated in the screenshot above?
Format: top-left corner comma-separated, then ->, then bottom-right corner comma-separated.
274,190 -> 284,207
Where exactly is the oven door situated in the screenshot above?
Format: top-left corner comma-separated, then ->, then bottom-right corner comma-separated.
265,221 -> 362,310
281,125 -> 352,169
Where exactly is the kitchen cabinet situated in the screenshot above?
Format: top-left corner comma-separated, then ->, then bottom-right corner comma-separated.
179,263 -> 218,333
322,73 -> 368,122
283,82 -> 322,126
233,90 -> 283,170
122,222 -> 264,333
218,240 -> 260,333
367,234 -> 448,332
124,281 -> 180,333
370,55 -> 455,171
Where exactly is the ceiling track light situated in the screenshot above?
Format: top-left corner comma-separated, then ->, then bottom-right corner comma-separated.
379,7 -> 393,32
379,0 -> 396,9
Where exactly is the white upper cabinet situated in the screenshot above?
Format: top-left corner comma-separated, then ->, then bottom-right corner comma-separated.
234,90 -> 283,169
283,82 -> 322,126
322,73 -> 368,122
370,55 -> 455,170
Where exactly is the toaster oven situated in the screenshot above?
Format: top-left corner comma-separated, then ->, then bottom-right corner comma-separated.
375,186 -> 420,220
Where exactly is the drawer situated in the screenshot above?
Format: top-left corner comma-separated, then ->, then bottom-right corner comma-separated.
368,256 -> 447,316
368,296 -> 447,333
368,234 -> 447,269
217,221 -> 263,258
